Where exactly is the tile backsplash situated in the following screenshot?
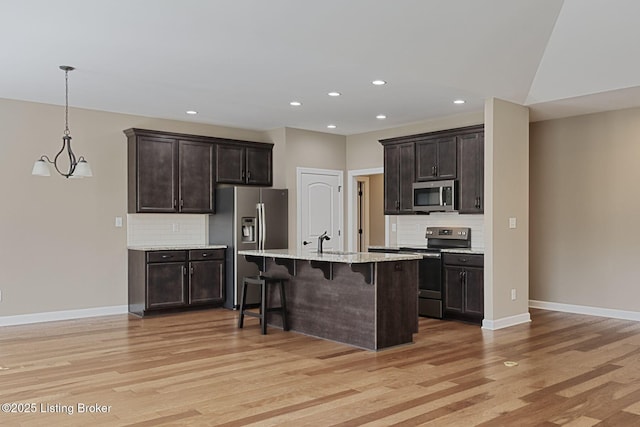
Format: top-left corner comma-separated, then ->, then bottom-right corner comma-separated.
127,214 -> 208,247
396,213 -> 484,249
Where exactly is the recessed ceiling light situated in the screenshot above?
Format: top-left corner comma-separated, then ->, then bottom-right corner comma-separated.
376,114 -> 387,119
372,80 -> 386,86
328,92 -> 341,97
186,110 -> 198,115
453,99 -> 465,104
327,124 -> 337,129
289,101 -> 302,106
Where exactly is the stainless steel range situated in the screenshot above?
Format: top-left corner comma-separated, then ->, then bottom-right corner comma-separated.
399,226 -> 471,318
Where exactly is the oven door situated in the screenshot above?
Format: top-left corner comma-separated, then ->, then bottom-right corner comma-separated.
418,256 -> 442,299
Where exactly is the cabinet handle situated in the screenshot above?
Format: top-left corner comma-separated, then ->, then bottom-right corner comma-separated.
459,258 -> 468,263
247,171 -> 251,180
180,199 -> 184,208
434,165 -> 438,176
431,166 -> 436,176
182,265 -> 187,275
241,170 -> 246,179
396,200 -> 400,209
161,254 -> 172,259
190,266 -> 194,275
202,253 -> 208,257
173,200 -> 177,208
303,241 -> 311,245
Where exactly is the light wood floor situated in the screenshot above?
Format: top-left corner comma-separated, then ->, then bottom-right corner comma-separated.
1,308 -> 640,426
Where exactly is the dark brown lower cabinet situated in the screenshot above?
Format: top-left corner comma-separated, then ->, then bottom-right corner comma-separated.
128,248 -> 225,316
443,253 -> 484,324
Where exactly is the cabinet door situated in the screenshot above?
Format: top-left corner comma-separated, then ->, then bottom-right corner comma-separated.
457,132 -> 484,213
178,140 -> 215,213
189,260 -> 224,305
443,266 -> 465,314
147,262 -> 187,309
398,142 -> 415,213
416,137 -> 456,180
464,267 -> 484,319
437,137 -> 457,179
136,136 -> 177,212
216,144 -> 245,184
383,145 -> 400,214
246,146 -> 272,186
415,139 -> 438,181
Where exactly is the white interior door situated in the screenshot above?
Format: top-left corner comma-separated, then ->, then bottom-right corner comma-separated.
298,168 -> 343,252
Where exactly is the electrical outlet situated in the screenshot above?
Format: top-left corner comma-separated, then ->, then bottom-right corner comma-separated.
0,289 -> 3,302
511,288 -> 517,301
509,217 -> 517,229
115,216 -> 123,227
172,223 -> 179,232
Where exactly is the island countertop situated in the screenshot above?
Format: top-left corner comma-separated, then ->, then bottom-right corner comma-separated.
237,248 -> 422,263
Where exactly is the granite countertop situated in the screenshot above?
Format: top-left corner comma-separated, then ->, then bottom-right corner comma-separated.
238,248 -> 422,264
368,245 -> 484,255
128,244 -> 227,251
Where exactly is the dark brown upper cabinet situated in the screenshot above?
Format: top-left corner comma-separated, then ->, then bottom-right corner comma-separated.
382,142 -> 415,215
125,129 -> 215,214
415,136 -> 457,181
216,143 -> 272,186
380,124 -> 484,215
457,130 -> 484,213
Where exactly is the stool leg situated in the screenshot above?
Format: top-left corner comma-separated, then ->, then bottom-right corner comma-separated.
238,279 -> 248,328
261,278 -> 267,335
279,280 -> 289,331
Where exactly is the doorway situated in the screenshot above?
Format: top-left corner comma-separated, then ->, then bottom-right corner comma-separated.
348,167 -> 385,252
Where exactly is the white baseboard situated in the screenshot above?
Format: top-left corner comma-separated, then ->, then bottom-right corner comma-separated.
482,312 -> 531,330
529,300 -> 640,322
0,305 -> 129,327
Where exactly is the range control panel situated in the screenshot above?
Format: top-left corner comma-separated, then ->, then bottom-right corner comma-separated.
425,227 -> 470,241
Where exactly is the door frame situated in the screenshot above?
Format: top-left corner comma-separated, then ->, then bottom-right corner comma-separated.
356,176 -> 370,252
296,167 -> 344,250
347,167 -> 385,252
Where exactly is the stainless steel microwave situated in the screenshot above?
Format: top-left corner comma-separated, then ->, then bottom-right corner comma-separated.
412,180 -> 456,212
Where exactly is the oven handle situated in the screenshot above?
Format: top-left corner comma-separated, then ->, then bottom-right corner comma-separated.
439,187 -> 443,206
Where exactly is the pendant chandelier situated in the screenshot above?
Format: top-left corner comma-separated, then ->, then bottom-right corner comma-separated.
32,65 -> 92,178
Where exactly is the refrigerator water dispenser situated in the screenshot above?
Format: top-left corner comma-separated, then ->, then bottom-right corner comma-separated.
241,217 -> 256,243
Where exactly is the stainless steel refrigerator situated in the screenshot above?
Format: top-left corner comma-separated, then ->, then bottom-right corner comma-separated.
209,187 -> 288,309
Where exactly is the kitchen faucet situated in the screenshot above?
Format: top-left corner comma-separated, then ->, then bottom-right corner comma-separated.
318,231 -> 331,254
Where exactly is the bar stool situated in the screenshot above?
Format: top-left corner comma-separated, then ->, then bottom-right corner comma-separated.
238,276 -> 289,335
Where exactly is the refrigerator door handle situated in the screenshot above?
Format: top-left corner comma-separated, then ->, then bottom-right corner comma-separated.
256,203 -> 262,251
261,202 -> 267,249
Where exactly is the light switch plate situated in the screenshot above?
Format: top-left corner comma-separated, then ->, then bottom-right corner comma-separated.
509,217 -> 517,229
115,216 -> 123,227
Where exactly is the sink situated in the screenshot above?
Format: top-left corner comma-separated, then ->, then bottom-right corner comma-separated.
316,250 -> 359,255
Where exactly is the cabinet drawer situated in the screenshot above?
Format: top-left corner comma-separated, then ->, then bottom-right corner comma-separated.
442,253 -> 483,267
189,249 -> 225,260
147,250 -> 187,263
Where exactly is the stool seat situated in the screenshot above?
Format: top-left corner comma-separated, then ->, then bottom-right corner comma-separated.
238,275 -> 289,335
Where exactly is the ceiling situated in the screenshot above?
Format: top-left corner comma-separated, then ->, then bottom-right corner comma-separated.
2,0 -> 640,135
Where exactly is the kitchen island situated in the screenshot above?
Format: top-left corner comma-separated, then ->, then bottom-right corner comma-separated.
238,248 -> 422,350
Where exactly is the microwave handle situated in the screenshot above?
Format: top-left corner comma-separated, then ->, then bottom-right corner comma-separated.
439,187 -> 443,206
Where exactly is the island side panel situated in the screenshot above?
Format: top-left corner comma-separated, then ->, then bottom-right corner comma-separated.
264,259 -> 376,350
376,260 -> 419,349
